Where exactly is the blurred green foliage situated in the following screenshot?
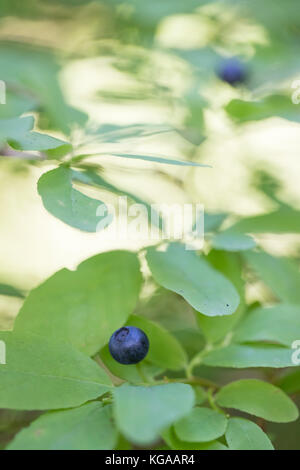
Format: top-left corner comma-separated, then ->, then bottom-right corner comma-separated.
0,0 -> 299,451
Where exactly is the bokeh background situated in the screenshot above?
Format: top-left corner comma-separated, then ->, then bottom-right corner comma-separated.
0,0 -> 299,449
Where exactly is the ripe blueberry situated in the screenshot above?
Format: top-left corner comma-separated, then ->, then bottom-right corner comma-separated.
217,57 -> 247,86
108,326 -> 149,365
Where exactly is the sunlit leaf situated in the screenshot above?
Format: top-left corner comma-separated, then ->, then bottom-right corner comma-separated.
0,283 -> 24,298
244,250 -> 300,304
146,243 -> 240,317
227,207 -> 300,234
226,95 -> 300,124
211,231 -> 256,252
0,116 -> 71,152
72,168 -> 162,227
99,152 -> 211,167
204,212 -> 228,233
37,167 -> 109,232
0,44 -> 87,134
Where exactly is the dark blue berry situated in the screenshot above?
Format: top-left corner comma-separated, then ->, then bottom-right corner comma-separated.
108,326 -> 149,365
217,58 -> 247,86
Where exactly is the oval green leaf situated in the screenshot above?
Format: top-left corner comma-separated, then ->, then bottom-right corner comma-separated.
7,403 -> 117,450
174,407 -> 227,443
203,344 -> 297,369
212,231 -> 256,252
234,304 -> 300,346
38,167 -> 110,232
113,383 -> 195,445
216,379 -> 299,423
14,251 -> 142,356
0,332 -> 112,410
225,418 -> 274,450
162,427 -> 228,450
146,243 -> 240,317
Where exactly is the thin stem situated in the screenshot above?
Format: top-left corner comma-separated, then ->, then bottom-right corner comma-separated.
186,332 -> 235,379
207,388 -> 227,416
186,343 -> 213,378
136,362 -> 149,384
184,376 -> 220,390
160,376 -> 220,390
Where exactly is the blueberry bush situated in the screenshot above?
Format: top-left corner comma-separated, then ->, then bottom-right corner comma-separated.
0,0 -> 300,451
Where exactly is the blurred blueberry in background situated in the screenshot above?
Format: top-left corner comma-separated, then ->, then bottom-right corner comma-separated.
217,57 -> 247,86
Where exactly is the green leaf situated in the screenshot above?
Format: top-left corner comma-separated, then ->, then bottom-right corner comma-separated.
82,123 -> 173,144
179,89 -> 206,146
0,91 -> 37,120
98,152 -> 211,167
0,44 -> 87,134
100,345 -> 163,383
37,167 -> 110,232
244,251 -> 300,304
0,283 -> 24,298
225,418 -> 274,450
14,251 -> 142,356
0,332 -> 112,410
216,379 -> 299,423
6,403 -> 117,450
162,427 -> 228,450
196,251 -> 245,343
10,132 -> 72,153
174,407 -> 227,442
146,243 -> 240,317
72,169 -> 162,228
277,370 -> 300,394
211,231 -> 256,252
45,144 -> 73,159
0,116 -> 71,152
0,115 -> 33,142
204,212 -> 227,233
227,207 -> 300,234
126,314 -> 187,371
113,383 -> 195,445
203,344 -> 297,368
226,95 -> 300,124
234,304 -> 300,346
